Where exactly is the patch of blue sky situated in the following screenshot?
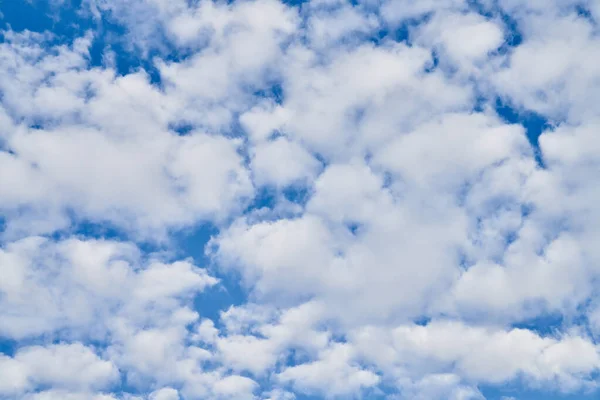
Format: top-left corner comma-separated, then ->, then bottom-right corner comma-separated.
254,83 -> 284,105
0,0 -> 166,82
53,218 -> 163,259
494,98 -> 551,167
372,14 -> 432,46
177,222 -> 249,324
168,121 -> 196,136
282,184 -> 312,206
0,337 -> 16,356
481,383 -> 600,400
238,183 -> 313,218
244,185 -> 279,213
575,3 -> 596,24
512,313 -> 568,336
54,213 -> 123,240
0,0 -> 90,39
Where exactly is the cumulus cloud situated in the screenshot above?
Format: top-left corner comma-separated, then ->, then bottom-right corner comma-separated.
0,343 -> 119,396
277,342 -> 381,396
0,236 -> 217,340
0,30 -> 255,238
351,321 -> 600,392
2,0 -> 600,399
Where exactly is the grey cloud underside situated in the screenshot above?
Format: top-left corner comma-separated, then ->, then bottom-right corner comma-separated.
1,0 -> 600,399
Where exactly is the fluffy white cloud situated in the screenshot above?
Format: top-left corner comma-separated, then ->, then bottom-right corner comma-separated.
492,1 -> 600,122
0,343 -> 118,396
278,342 -> 380,397
415,12 -> 504,65
351,321 -> 600,393
0,31 -> 255,238
380,0 -> 467,25
149,388 -> 180,400
2,0 -> 600,399
250,137 -> 322,187
278,41 -> 473,158
0,235 -> 263,399
214,302 -> 329,375
212,111 -> 540,326
305,0 -> 379,48
20,391 -> 120,400
0,236 -> 216,339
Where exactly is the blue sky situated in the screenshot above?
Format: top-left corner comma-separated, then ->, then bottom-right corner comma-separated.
0,1 -> 600,400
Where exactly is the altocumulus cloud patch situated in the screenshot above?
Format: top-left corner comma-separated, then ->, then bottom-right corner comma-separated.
1,0 -> 600,399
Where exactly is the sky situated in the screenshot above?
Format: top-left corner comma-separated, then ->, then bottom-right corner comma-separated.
0,0 -> 600,399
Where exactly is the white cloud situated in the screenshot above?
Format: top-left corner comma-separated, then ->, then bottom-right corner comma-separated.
3,0 -> 600,399
212,375 -> 258,399
0,343 -> 118,396
0,30 -> 254,238
0,236 -> 216,339
260,389 -> 295,400
149,388 -> 180,400
0,235 -> 259,399
277,342 -> 380,397
211,111 -> 539,326
240,101 -> 292,143
194,302 -> 330,376
380,0 -> 467,25
414,11 -> 505,73
250,137 -> 322,187
278,41 -> 473,158
351,321 -> 600,394
306,2 -> 379,48
491,2 -> 600,122
21,391 -> 120,400
398,374 -> 485,400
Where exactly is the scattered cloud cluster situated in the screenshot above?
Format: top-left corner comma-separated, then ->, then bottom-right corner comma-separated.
1,0 -> 600,399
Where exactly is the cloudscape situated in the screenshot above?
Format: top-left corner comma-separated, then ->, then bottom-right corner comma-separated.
1,0 -> 600,399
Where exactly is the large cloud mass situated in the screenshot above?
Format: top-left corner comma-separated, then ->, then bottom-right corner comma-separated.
1,0 -> 600,399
